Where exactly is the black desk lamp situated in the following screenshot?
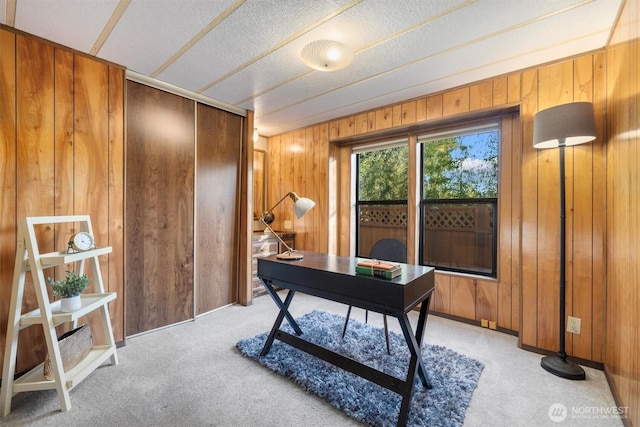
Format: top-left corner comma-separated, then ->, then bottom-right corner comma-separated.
533,102 -> 596,380
260,192 -> 315,260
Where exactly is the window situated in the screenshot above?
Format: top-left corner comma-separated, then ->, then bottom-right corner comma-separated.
419,124 -> 499,276
355,142 -> 408,257
352,123 -> 500,275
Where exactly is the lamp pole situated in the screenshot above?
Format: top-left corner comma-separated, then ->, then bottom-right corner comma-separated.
558,143 -> 567,361
540,141 -> 585,380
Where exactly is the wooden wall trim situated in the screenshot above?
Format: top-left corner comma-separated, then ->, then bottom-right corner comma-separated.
406,134 -> 418,263
238,111 -> 254,306
330,105 -> 519,145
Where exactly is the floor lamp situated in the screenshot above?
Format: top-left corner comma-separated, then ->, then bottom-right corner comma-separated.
533,102 -> 596,380
260,191 -> 315,260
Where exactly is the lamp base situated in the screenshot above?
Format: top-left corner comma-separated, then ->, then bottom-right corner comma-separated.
541,355 -> 586,380
276,251 -> 304,260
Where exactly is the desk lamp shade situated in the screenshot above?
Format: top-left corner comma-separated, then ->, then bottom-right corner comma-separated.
533,102 -> 595,381
260,192 -> 315,260
292,195 -> 315,218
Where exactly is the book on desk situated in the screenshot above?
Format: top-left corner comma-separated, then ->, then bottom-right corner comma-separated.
355,260 -> 402,279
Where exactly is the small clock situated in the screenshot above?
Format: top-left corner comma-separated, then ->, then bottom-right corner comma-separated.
68,232 -> 95,252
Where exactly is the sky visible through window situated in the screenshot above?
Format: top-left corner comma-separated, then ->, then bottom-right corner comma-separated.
457,131 -> 498,195
422,129 -> 498,199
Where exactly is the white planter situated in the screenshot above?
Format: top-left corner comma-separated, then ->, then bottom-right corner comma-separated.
60,295 -> 82,312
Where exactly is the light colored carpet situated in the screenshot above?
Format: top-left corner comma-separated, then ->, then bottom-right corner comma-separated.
1,291 -> 624,427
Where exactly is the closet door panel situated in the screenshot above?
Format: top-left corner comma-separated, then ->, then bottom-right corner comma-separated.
196,103 -> 242,314
126,81 -> 195,335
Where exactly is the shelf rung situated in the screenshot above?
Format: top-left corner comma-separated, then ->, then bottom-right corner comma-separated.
12,345 -> 116,393
10,362 -> 54,392
66,345 -> 116,389
37,246 -> 112,268
19,293 -> 117,326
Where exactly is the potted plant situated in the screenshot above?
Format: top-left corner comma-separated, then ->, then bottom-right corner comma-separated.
47,270 -> 91,312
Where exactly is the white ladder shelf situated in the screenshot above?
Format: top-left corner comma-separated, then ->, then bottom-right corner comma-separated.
0,215 -> 119,416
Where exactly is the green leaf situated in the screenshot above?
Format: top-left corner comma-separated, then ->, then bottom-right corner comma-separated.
47,270 -> 91,299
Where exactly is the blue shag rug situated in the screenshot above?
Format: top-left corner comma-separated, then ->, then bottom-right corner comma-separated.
236,310 -> 484,427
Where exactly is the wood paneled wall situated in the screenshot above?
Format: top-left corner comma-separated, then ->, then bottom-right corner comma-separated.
605,0 -> 639,425
268,51 -> 608,361
266,125 -> 330,252
498,115 -> 521,331
0,27 -> 125,373
520,56 -> 607,362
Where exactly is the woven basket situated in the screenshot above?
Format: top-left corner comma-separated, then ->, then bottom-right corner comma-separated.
43,324 -> 93,380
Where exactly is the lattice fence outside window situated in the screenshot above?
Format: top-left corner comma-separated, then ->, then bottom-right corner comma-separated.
425,206 -> 476,230
421,200 -> 496,276
359,205 -> 407,228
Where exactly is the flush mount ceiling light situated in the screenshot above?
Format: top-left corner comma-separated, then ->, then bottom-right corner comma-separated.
300,40 -> 353,72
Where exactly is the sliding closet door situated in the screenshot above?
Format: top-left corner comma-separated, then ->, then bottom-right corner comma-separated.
126,81 -> 195,336
196,103 -> 242,314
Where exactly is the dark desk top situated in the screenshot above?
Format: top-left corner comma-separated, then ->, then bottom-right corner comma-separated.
257,251 -> 435,315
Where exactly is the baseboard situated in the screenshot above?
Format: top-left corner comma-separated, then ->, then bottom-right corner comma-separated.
603,365 -> 633,427
427,310 -> 605,371
428,310 -> 519,336
519,343 -> 604,371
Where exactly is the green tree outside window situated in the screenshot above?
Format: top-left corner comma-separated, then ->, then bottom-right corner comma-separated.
357,130 -> 498,201
422,132 -> 498,199
358,146 -> 408,201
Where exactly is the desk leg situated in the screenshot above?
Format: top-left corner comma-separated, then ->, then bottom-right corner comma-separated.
413,295 -> 432,387
396,296 -> 433,426
260,283 -> 302,356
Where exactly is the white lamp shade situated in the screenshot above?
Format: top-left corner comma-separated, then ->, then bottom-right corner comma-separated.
533,102 -> 596,148
293,197 -> 315,218
300,40 -> 353,72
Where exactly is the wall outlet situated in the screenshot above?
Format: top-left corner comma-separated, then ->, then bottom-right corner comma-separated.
567,316 -> 581,334
284,220 -> 292,230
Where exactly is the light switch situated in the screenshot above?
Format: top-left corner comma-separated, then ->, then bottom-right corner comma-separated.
284,220 -> 292,230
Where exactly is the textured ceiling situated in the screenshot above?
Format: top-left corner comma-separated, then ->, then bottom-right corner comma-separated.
1,0 -> 623,137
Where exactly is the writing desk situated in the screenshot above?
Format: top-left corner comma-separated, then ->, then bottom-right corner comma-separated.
257,251 -> 435,427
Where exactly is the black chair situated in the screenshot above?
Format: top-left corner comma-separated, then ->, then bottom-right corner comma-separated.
342,238 -> 407,354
